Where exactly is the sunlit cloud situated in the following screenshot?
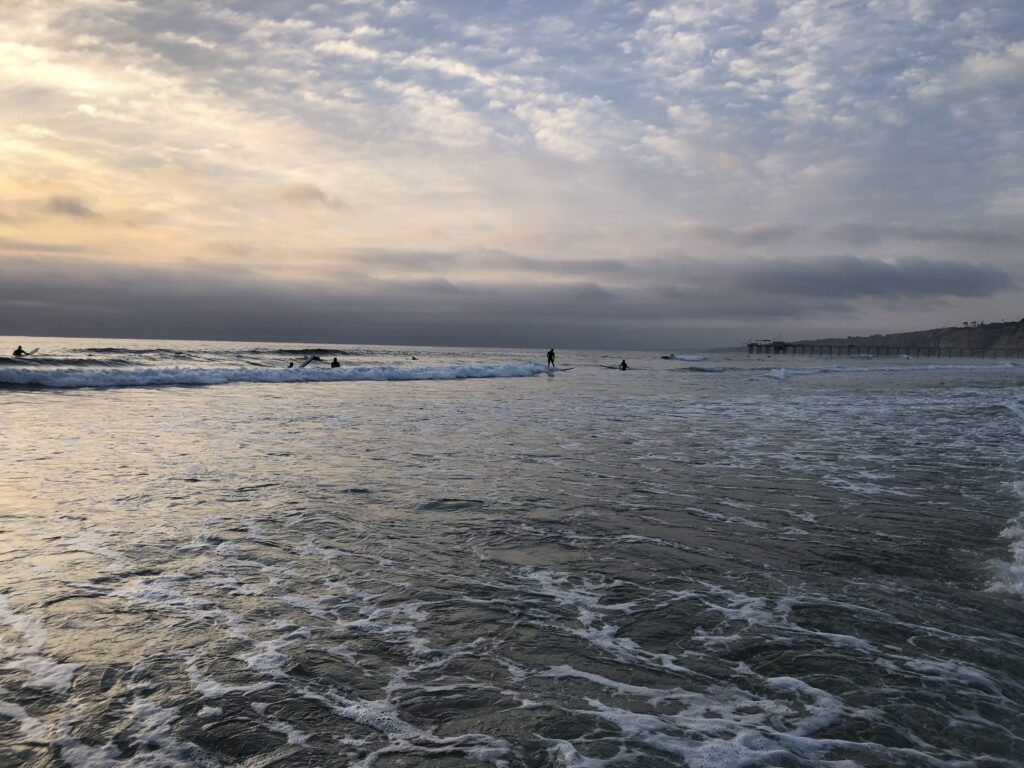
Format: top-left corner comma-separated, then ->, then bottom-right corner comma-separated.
1,0 -> 1022,346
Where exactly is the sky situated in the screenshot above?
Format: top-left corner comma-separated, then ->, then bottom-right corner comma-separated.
1,0 -> 1022,349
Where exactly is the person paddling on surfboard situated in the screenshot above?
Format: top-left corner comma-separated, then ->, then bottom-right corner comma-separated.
547,349 -> 555,368
12,345 -> 26,357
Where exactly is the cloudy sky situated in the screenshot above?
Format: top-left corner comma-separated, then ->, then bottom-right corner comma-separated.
1,0 -> 1022,348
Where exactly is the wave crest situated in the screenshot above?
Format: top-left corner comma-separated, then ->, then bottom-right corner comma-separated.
768,362 -> 1018,380
0,363 -> 551,389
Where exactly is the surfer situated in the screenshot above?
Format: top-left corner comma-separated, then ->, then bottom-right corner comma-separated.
287,362 -> 294,368
331,357 -> 340,368
12,345 -> 26,357
547,349 -> 555,368
619,360 -> 628,370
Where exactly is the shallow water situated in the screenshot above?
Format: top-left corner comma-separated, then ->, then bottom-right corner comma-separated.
1,337 -> 1023,767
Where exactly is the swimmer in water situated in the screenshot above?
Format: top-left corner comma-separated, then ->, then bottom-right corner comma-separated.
331,357 -> 340,368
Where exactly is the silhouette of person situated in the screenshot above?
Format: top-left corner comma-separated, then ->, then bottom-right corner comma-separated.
12,345 -> 26,357
619,360 -> 628,370
331,357 -> 340,368
547,348 -> 555,368
287,361 -> 294,368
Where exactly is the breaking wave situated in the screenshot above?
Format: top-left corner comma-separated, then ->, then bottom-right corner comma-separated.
0,363 -> 552,390
989,480 -> 1024,598
989,401 -> 1024,598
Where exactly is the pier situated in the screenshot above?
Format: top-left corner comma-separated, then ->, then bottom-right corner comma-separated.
746,340 -> 1024,358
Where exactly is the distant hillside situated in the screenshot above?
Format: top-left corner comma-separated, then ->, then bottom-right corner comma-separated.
796,319 -> 1024,350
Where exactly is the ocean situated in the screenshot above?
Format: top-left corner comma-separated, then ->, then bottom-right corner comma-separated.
1,336 -> 1022,767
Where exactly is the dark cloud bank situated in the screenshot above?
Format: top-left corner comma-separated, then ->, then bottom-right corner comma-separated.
0,253 -> 1014,349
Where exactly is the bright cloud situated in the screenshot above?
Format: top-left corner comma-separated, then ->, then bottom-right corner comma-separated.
0,0 -> 1022,347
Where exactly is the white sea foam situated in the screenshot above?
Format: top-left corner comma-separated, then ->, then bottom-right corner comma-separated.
0,362 -> 551,389
362,602 -> 430,623
570,672 -> 850,768
669,354 -> 706,362
4,656 -> 81,694
303,688 -> 420,737
539,665 -> 692,703
242,640 -> 291,678
987,403 -> 1024,597
1002,399 -> 1024,420
547,739 -> 612,767
55,693 -> 217,768
0,595 -> 81,693
265,718 -> 308,746
988,480 -> 1024,597
902,658 -> 1001,695
185,659 -> 276,699
0,696 -> 50,743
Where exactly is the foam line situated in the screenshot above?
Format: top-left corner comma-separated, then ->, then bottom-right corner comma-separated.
768,362 -> 1017,380
0,362 -> 551,389
0,596 -> 80,693
989,480 -> 1024,597
0,698 -> 49,744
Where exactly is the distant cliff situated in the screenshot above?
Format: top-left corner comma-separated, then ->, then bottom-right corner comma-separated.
796,319 -> 1024,349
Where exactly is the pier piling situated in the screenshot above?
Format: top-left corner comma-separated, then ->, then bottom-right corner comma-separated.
746,341 -> 1024,359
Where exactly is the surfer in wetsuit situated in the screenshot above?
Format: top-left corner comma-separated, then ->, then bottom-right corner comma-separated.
547,348 -> 555,368
12,345 -> 26,357
331,357 -> 340,368
619,360 -> 628,370
287,361 -> 294,368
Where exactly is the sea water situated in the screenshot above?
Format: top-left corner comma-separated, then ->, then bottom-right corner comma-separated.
1,336 -> 1022,767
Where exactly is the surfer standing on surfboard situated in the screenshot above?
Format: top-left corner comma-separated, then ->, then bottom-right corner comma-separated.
547,349 -> 555,368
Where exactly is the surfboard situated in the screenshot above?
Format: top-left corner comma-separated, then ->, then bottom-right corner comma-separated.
298,355 -> 316,368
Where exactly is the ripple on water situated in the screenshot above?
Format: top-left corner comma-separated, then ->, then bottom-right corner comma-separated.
2,355 -> 1024,766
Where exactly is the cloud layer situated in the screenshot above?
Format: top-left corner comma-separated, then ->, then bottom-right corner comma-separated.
1,1 -> 1022,346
